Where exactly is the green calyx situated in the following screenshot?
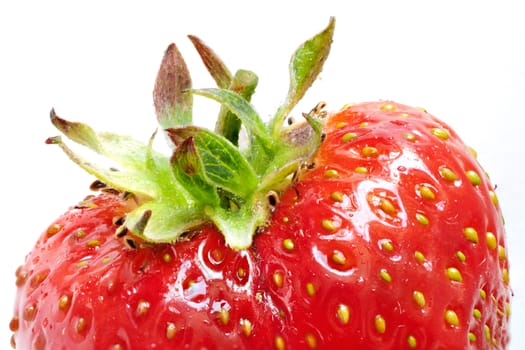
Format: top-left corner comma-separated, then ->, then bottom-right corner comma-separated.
47,17 -> 335,250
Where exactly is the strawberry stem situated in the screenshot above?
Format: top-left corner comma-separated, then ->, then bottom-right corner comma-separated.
215,69 -> 258,145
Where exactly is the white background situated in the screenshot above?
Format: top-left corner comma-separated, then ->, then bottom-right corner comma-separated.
1,1 -> 523,348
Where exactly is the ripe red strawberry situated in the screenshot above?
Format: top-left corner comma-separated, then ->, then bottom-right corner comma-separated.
10,18 -> 511,349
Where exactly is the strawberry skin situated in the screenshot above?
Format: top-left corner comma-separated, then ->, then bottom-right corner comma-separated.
11,194 -> 278,349
255,101 -> 511,349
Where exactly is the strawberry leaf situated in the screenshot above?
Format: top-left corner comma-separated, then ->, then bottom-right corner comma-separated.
270,17 -> 334,137
124,197 -> 206,242
191,88 -> 270,148
188,34 -> 232,89
50,110 -> 173,198
167,126 -> 258,199
153,43 -> 193,128
49,110 -> 210,243
170,137 -> 220,205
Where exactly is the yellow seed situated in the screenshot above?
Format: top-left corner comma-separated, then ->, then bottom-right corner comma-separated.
58,295 -> 71,311
362,146 -> 379,158
444,310 -> 459,327
330,191 -> 344,202
359,122 -> 369,127
325,169 -> 339,178
456,251 -> 466,262
306,282 -> 316,296
335,121 -> 348,128
480,289 -> 487,299
274,335 -> 286,350
47,223 -> 62,237
23,305 -> 37,321
400,112 -> 410,118
282,216 -> 289,223
484,324 -> 491,342
486,232 -> 497,250
240,318 -> 253,337
498,245 -> 506,261
76,259 -> 89,268
466,170 -> 482,186
217,308 -> 230,325
166,322 -> 177,340
473,308 -> 482,319
446,267 -> 463,282
505,302 -> 511,318
273,271 -> 284,288
374,315 -> 386,334
322,219 -> 337,231
403,132 -> 417,142
136,300 -> 150,317
416,213 -> 429,226
502,268 -> 510,285
407,335 -> 417,348
463,227 -> 479,243
163,253 -> 172,263
414,251 -> 425,264
419,186 -> 436,200
381,240 -> 394,252
416,106 -> 428,113
86,239 -> 101,247
489,191 -> 499,206
379,269 -> 392,283
336,304 -> 350,325
342,132 -> 357,142
332,250 -> 347,265
76,317 -> 87,333
439,167 -> 457,182
432,128 -> 449,140
469,332 -> 477,342
355,166 -> 368,174
380,103 -> 397,111
380,198 -> 396,215
305,333 -> 317,349
413,290 -> 426,307
237,267 -> 246,279
282,238 -> 295,251
73,228 -> 87,239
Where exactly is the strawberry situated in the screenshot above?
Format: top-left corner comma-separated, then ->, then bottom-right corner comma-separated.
10,17 -> 511,349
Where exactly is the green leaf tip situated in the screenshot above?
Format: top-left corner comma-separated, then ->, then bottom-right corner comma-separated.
153,43 -> 193,128
270,16 -> 335,137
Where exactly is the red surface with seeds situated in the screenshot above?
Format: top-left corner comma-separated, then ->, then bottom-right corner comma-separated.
12,195 -> 277,349
255,102 -> 510,348
11,102 -> 511,349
